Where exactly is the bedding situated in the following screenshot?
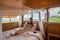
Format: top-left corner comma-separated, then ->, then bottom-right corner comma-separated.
2,31 -> 44,40
23,31 -> 44,40
3,35 -> 38,40
2,28 -> 23,38
2,26 -> 44,40
2,31 -> 11,38
15,26 -> 36,35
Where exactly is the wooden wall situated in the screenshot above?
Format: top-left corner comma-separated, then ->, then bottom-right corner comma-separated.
46,22 -> 60,35
0,0 -> 60,9
2,22 -> 19,32
2,22 -> 60,35
24,0 -> 60,8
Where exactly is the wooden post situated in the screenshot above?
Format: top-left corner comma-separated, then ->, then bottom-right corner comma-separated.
39,12 -> 41,21
31,10 -> 33,20
0,11 -> 2,40
9,16 -> 11,22
21,15 -> 23,27
46,7 -> 49,22
45,7 -> 49,40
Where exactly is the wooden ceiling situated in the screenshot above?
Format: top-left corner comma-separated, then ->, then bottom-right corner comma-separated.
0,0 -> 31,10
0,0 -> 60,16
24,0 -> 60,8
0,0 -> 60,9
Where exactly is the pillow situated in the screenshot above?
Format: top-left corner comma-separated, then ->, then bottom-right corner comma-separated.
2,28 -> 19,38
2,31 -> 11,38
2,28 -> 22,38
10,28 -> 24,35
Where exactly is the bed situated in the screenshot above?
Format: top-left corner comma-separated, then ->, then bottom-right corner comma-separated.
2,22 -> 45,40
2,27 -> 44,40
2,31 -> 44,40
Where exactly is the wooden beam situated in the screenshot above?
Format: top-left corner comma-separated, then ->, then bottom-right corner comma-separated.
0,11 -> 2,40
9,16 -> 11,22
46,7 -> 49,22
21,15 -> 23,27
39,12 -> 41,21
31,10 -> 33,19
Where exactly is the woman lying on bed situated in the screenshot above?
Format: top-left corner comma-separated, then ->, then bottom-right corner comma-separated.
23,17 -> 36,32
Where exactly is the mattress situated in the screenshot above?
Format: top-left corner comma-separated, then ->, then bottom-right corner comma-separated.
3,35 -> 38,40
2,31 -> 44,40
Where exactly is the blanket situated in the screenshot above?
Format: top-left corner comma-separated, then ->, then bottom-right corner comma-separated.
2,31 -> 44,40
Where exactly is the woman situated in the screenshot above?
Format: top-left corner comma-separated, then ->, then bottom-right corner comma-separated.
23,17 -> 36,32
23,18 -> 33,27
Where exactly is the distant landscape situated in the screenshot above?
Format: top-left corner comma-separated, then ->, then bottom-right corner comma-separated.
2,18 -> 19,23
2,7 -> 60,23
2,16 -> 60,23
49,16 -> 60,22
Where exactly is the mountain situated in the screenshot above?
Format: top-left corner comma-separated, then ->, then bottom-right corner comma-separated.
50,15 -> 60,18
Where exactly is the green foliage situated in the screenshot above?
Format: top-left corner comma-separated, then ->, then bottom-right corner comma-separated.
49,17 -> 60,22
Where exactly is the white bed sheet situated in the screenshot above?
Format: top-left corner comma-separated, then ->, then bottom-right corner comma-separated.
2,31 -> 44,40
3,35 -> 38,40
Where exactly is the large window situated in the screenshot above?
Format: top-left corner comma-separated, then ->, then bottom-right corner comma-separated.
48,7 -> 60,22
2,16 -> 20,23
10,16 -> 19,22
33,12 -> 39,21
23,10 -> 46,22
40,10 -> 47,22
32,10 -> 46,22
2,18 -> 10,23
23,13 -> 31,21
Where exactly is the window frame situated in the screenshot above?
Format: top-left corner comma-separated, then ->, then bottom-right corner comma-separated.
48,7 -> 60,23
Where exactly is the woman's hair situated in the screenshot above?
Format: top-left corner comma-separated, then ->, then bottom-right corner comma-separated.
30,17 -> 33,20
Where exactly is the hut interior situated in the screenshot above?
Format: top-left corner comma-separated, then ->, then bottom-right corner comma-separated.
0,0 -> 60,40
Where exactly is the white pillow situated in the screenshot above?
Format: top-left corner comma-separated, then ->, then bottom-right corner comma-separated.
2,28 -> 21,38
9,28 -> 23,35
2,31 -> 11,38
